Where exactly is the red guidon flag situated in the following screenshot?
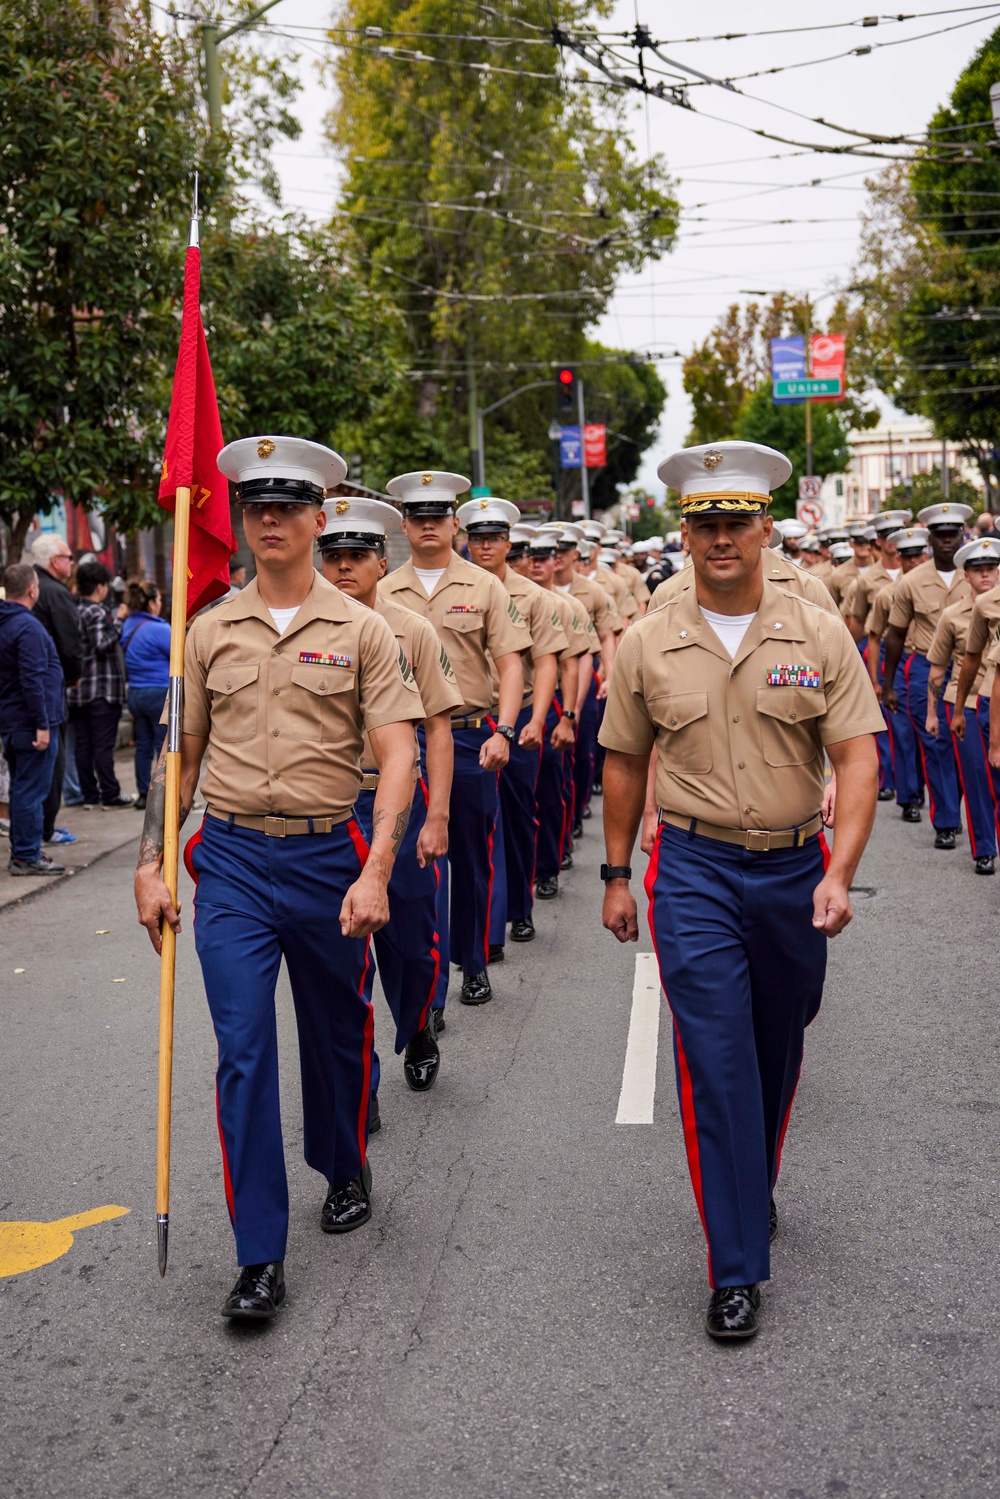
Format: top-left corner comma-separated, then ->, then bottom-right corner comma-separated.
157,229 -> 236,618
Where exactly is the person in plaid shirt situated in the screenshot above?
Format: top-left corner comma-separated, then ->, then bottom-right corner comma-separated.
67,560 -> 133,808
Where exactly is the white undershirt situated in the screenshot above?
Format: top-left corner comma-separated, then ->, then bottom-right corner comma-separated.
937,569 -> 956,588
414,566 -> 446,596
555,582 -> 572,593
267,606 -> 300,635
700,606 -> 757,658
885,567 -> 901,581
858,564 -> 872,574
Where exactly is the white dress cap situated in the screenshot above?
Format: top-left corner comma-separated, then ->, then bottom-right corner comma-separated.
830,542 -> 854,564
527,532 -> 560,553
579,520 -> 606,542
956,536 -> 1000,568
509,523 -> 538,545
319,497 -> 402,546
774,518 -> 808,541
385,470 -> 471,509
888,526 -> 930,551
658,440 -> 791,514
537,521 -> 584,545
603,529 -> 625,544
598,548 -> 619,567
218,436 -> 347,497
872,508 -> 913,532
456,497 -> 521,531
917,502 -> 973,529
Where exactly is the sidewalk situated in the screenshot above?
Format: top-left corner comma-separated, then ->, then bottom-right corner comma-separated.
0,746 -> 143,914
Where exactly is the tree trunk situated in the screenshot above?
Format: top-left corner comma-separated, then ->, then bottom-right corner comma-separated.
10,509 -> 34,562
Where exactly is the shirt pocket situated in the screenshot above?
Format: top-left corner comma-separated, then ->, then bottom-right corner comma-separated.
756,686 -> 827,767
288,664 -> 357,742
205,663 -> 260,743
648,691 -> 712,775
442,612 -> 484,636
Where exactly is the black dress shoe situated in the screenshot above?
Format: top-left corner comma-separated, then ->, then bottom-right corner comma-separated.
975,854 -> 998,875
430,1007 -> 445,1036
705,1283 -> 761,1341
934,828 -> 957,850
769,1197 -> 778,1242
460,969 -> 492,1005
917,790 -> 926,807
560,850 -> 573,870
510,918 -> 535,942
488,943 -> 505,964
369,1092 -> 381,1134
536,876 -> 558,900
901,802 -> 922,823
582,805 -> 592,820
321,1161 -> 372,1233
221,1261 -> 285,1320
877,787 -> 894,801
403,1024 -> 440,1091
572,819 -> 583,839
592,780 -> 602,796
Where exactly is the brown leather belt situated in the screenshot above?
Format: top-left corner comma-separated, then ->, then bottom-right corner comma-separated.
207,807 -> 349,837
658,810 -> 824,851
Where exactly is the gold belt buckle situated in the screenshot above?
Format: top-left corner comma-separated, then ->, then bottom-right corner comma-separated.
264,816 -> 286,838
746,829 -> 771,852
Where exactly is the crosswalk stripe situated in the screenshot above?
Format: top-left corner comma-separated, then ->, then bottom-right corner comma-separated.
615,951 -> 662,1124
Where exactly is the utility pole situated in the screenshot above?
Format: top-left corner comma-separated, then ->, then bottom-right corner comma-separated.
466,341 -> 484,490
942,438 -> 950,499
577,376 -> 591,520
201,0 -> 285,136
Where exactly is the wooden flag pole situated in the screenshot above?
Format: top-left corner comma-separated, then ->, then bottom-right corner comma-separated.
156,178 -> 200,1277
156,480 -> 191,1277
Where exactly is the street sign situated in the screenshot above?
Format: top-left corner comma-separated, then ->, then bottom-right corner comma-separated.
799,476 -> 822,500
773,377 -> 843,400
583,423 -> 607,467
559,426 -> 582,469
470,485 -> 491,498
797,498 -> 824,528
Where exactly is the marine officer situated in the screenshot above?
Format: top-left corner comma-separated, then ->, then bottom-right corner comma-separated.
599,440 -> 883,1342
134,438 -> 423,1320
318,495 -> 463,1112
883,502 -> 973,848
379,471 -> 528,1008
926,536 -> 1000,873
460,497 -> 567,947
648,518 -> 840,616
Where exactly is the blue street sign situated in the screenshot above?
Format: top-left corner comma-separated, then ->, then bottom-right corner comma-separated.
559,426 -> 582,469
770,336 -> 807,404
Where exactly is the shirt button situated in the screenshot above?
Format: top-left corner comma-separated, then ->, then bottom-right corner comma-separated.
670,718 -> 677,727
273,771 -> 280,780
273,687 -> 280,696
790,711 -> 797,720
738,761 -> 746,769
272,729 -> 279,737
744,806 -> 751,814
274,646 -> 282,655
732,715 -> 739,723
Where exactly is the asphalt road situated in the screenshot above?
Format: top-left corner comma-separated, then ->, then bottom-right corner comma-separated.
1,800 -> 998,1499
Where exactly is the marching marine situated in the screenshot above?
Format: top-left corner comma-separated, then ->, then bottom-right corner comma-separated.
134,438 -> 423,1320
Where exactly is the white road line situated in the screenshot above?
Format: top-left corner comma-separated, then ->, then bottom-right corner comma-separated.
615,951 -> 663,1124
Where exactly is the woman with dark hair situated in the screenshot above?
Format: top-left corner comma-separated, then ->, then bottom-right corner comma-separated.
121,579 -> 170,811
67,559 -> 132,808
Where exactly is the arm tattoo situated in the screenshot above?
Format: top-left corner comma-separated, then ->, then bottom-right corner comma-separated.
928,679 -> 942,701
135,743 -> 191,869
367,801 -> 411,878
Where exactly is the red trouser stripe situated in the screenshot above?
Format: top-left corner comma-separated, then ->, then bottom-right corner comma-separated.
644,825 -> 714,1287
774,1065 -> 802,1185
945,702 -> 979,856
417,778 -> 440,1031
905,655 -> 938,825
346,817 -> 374,1163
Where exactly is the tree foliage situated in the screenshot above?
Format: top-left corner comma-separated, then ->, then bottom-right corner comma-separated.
326,0 -> 678,486
732,385 -> 852,520
886,467 -> 980,512
851,28 -> 1000,490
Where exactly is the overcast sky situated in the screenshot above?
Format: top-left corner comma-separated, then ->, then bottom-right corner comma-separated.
223,1 -> 1000,489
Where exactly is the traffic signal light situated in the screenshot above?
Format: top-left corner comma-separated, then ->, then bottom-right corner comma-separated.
555,365 -> 576,418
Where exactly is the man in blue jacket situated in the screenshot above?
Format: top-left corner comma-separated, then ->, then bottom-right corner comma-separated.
0,564 -> 67,875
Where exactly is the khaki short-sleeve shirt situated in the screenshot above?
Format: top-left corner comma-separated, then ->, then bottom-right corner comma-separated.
616,560 -> 651,609
963,584 -> 1000,696
378,553 -> 529,716
599,578 -> 885,830
649,550 -> 839,617
488,569 -> 568,702
887,560 -> 970,654
927,596 -> 985,706
596,565 -> 638,622
844,562 -> 897,625
181,574 -> 423,818
827,559 -> 859,609
548,586 -> 595,661
560,572 -> 620,639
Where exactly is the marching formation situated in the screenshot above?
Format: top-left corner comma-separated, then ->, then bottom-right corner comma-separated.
129,431 -> 998,1344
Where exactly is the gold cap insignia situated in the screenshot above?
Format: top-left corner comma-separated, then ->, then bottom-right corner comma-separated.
335,500 -> 350,515
942,505 -> 950,511
257,439 -> 276,459
703,449 -> 723,470
421,473 -> 434,486
479,499 -> 490,509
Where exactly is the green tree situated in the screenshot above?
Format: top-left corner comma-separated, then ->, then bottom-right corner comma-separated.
326,0 -> 679,486
733,385 -> 852,520
0,0 -> 223,556
886,467 -> 980,512
578,347 -> 668,512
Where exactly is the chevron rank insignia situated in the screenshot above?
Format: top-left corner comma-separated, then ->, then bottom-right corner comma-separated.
766,664 -> 821,687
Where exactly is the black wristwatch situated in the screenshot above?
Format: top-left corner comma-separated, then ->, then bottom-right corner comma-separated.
563,709 -> 576,721
600,864 -> 632,882
495,723 -> 515,743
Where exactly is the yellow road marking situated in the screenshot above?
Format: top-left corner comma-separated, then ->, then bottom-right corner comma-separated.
0,1205 -> 130,1278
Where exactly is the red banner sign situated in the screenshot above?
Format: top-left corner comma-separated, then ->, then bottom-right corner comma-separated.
810,333 -> 845,403
584,423 -> 607,467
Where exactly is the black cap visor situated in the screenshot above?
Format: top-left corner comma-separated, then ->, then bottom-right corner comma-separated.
403,501 -> 456,517
317,531 -> 386,552
237,477 -> 325,505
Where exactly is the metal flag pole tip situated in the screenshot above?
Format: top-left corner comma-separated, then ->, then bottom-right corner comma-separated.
190,170 -> 200,249
157,1214 -> 169,1277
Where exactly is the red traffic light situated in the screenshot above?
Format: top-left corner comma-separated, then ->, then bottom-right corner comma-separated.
557,368 -> 574,385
